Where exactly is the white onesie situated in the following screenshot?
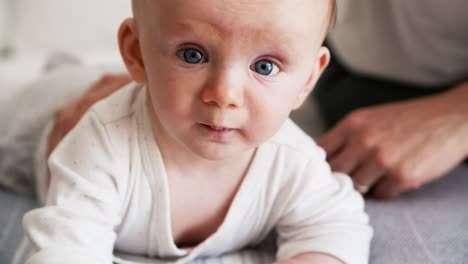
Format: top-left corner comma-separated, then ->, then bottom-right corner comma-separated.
22,84 -> 372,264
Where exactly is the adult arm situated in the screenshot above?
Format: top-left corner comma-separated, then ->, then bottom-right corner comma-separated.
318,81 -> 468,199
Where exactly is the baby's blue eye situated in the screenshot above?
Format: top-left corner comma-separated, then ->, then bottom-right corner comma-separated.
177,48 -> 206,64
252,60 -> 279,76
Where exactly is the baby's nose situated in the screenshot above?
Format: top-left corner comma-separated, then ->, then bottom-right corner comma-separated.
200,69 -> 245,108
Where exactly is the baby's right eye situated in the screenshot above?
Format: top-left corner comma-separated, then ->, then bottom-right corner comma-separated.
176,48 -> 207,64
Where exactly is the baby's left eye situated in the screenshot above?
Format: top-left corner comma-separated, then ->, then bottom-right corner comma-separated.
251,59 -> 280,76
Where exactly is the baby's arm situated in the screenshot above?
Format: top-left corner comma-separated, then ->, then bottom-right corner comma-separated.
24,111 -> 123,264
275,155 -> 373,264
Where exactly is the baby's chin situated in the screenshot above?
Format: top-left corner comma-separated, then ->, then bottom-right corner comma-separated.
188,142 -> 255,162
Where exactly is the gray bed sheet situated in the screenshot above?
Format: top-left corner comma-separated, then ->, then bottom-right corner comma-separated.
0,189 -> 36,263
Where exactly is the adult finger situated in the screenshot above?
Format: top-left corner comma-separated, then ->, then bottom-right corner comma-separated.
350,140 -> 401,193
327,124 -> 386,174
350,157 -> 386,194
317,122 -> 348,158
370,175 -> 402,199
327,138 -> 369,174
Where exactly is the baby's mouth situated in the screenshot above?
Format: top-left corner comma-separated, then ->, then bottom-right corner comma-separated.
208,125 -> 231,132
200,123 -> 234,133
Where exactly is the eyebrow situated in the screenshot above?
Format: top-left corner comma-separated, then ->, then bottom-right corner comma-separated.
170,20 -> 224,39
171,20 -> 301,45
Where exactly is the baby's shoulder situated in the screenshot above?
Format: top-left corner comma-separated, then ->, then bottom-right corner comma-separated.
253,119 -> 331,188
255,120 -> 335,205
265,119 -> 326,162
90,83 -> 145,125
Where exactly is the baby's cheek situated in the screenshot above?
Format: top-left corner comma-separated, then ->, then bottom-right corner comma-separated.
248,110 -> 288,142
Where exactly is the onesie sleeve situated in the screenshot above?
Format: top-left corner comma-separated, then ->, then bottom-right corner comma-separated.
275,154 -> 373,264
23,110 -> 123,264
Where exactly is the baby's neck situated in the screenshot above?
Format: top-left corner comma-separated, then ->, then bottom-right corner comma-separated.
162,146 -> 256,181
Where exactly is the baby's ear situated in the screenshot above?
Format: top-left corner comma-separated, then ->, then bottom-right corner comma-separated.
293,46 -> 330,109
118,18 -> 147,84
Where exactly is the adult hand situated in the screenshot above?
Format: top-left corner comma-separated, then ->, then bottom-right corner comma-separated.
318,82 -> 468,199
47,73 -> 132,157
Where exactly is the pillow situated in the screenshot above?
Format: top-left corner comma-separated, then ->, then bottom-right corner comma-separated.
10,0 -> 131,55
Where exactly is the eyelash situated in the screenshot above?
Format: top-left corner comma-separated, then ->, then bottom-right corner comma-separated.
175,47 -> 282,76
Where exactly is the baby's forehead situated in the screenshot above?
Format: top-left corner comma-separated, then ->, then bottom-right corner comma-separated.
135,0 -> 331,39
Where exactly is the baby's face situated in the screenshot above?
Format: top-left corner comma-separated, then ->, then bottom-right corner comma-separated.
129,0 -> 330,160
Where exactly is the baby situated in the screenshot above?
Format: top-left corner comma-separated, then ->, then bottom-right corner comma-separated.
21,0 -> 372,263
